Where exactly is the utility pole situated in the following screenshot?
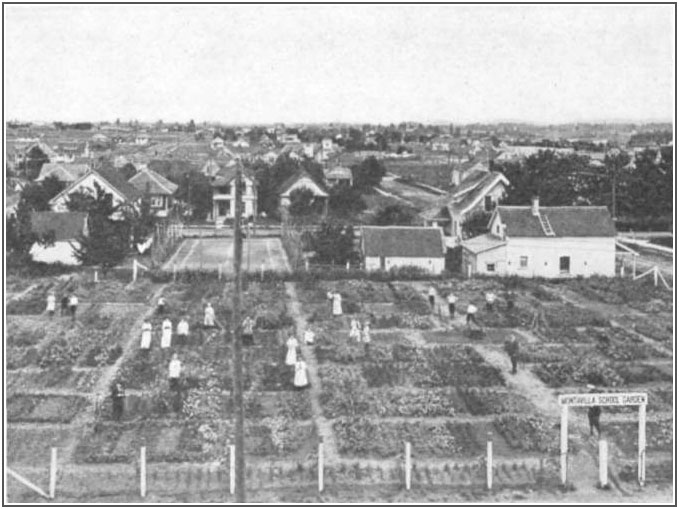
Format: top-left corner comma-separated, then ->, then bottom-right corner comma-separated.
231,160 -> 246,502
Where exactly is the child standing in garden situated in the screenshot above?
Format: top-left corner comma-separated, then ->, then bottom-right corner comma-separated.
304,328 -> 315,345
176,317 -> 189,346
111,382 -> 125,421
285,333 -> 299,366
428,286 -> 437,310
332,292 -> 343,316
242,315 -> 255,347
485,291 -> 496,312
446,292 -> 457,319
466,303 -> 479,328
168,353 -> 182,391
361,321 -> 371,354
587,384 -> 602,437
504,334 -> 520,374
46,291 -> 56,319
293,357 -> 309,390
204,302 -> 215,328
157,296 -> 166,315
60,295 -> 69,316
68,293 -> 79,322
349,318 -> 361,341
161,318 -> 173,348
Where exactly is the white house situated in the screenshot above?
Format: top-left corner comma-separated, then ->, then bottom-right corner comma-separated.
323,166 -> 353,187
49,168 -> 142,214
128,168 -> 179,217
30,211 -> 87,265
35,163 -> 91,183
278,171 -> 329,212
461,198 -> 616,278
421,166 -> 509,246
211,167 -> 258,222
360,226 -> 446,274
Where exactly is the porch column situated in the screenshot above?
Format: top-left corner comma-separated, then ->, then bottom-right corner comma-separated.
213,200 -> 218,222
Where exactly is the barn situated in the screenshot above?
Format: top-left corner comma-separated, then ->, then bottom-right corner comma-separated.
360,226 -> 446,274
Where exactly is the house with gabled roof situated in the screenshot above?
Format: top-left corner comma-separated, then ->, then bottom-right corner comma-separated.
420,165 -> 509,246
49,167 -> 142,214
29,211 -> 88,265
128,168 -> 179,217
36,163 -> 91,183
323,166 -> 353,187
278,170 -> 329,213
461,197 -> 616,278
360,226 -> 446,274
211,165 -> 258,223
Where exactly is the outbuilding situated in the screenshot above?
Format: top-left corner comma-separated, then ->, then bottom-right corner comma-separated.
360,226 -> 446,274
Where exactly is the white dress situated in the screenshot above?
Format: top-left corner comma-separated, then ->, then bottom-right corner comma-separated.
349,320 -> 360,341
304,330 -> 315,345
294,361 -> 308,387
204,307 -> 215,327
141,323 -> 152,349
332,294 -> 343,316
361,326 -> 371,344
46,296 -> 56,312
161,320 -> 172,348
285,337 -> 298,365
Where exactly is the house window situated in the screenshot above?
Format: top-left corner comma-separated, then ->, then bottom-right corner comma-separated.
486,263 -> 495,272
559,256 -> 571,274
520,256 -> 528,268
484,196 -> 494,212
151,196 -> 164,208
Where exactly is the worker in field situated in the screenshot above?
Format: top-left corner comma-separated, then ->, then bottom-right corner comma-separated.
446,292 -> 457,319
161,318 -> 173,348
242,315 -> 255,347
176,317 -> 190,346
293,356 -> 309,390
204,302 -> 215,328
428,286 -> 436,310
68,293 -> 79,321
587,384 -> 602,437
111,381 -> 125,421
485,290 -> 497,312
140,320 -> 153,352
504,334 -> 520,374
349,318 -> 361,341
361,320 -> 372,355
332,291 -> 343,316
168,353 -> 182,392
60,295 -> 69,316
304,328 -> 315,345
466,302 -> 479,328
46,291 -> 56,319
157,296 -> 167,315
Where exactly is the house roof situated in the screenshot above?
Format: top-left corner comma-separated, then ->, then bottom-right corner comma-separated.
279,171 -> 329,197
361,226 -> 445,258
31,211 -> 87,241
50,168 -> 142,206
324,166 -> 353,180
128,168 -> 179,195
494,206 -> 616,237
211,165 -> 255,187
461,233 -> 506,254
36,163 -> 90,182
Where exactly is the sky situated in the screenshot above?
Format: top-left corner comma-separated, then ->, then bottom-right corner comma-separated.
3,4 -> 675,125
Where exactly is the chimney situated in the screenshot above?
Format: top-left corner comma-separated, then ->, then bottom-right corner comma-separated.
451,168 -> 461,187
531,196 -> 540,216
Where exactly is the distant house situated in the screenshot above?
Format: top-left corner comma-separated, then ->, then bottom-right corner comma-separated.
49,168 -> 142,214
35,163 -> 91,183
128,168 -> 179,217
323,166 -> 353,187
360,226 -> 446,274
210,137 -> 225,151
29,211 -> 88,265
420,165 -> 509,246
277,132 -> 301,144
278,171 -> 329,213
430,136 -> 453,152
233,137 -> 250,148
201,156 -> 236,178
211,166 -> 258,223
461,197 -> 616,278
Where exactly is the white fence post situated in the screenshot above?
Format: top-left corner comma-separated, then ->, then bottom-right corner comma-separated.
653,266 -> 658,287
229,444 -> 236,495
94,270 -> 99,283
140,445 -> 147,498
305,259 -> 310,272
486,432 -> 493,490
598,440 -> 608,488
318,439 -> 324,492
560,404 -> 568,485
260,263 -> 265,282
132,259 -> 138,283
404,441 -> 411,490
49,447 -> 57,499
639,403 -> 646,486
632,256 -> 637,278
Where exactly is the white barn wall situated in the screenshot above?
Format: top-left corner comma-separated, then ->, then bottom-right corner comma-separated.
30,241 -> 81,265
365,256 -> 444,274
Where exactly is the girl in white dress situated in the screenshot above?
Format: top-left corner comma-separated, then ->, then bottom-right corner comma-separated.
285,335 -> 299,366
304,328 -> 315,345
161,318 -> 173,348
361,322 -> 371,344
294,358 -> 309,389
332,292 -> 343,316
140,321 -> 152,350
204,303 -> 215,328
349,319 -> 361,341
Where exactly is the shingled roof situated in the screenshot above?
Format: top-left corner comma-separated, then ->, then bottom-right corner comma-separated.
31,211 -> 87,241
128,168 -> 179,195
361,226 -> 445,258
495,206 -> 616,237
36,163 -> 90,182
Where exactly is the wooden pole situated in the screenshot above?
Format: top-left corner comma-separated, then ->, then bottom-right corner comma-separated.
632,256 -> 637,278
232,163 -> 246,502
405,441 -> 411,490
49,447 -> 57,499
318,440 -> 324,492
260,263 -> 265,282
140,445 -> 147,498
486,432 -> 493,490
598,440 -> 608,488
638,403 -> 646,486
132,259 -> 138,283
229,444 -> 236,495
94,270 -> 99,283
653,266 -> 658,287
560,404 -> 568,485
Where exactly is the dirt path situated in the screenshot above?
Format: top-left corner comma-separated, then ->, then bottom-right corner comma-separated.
285,282 -> 340,463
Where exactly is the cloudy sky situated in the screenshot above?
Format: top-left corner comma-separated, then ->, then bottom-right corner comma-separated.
4,4 -> 675,124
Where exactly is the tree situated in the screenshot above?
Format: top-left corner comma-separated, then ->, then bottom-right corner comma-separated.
72,183 -> 130,270
309,223 -> 356,265
461,210 -> 492,239
351,156 -> 386,192
328,186 -> 366,218
20,175 -> 65,211
128,196 -> 156,245
187,119 -> 196,133
373,204 -> 418,226
288,188 -> 318,217
171,171 -> 213,221
119,163 -> 137,181
22,145 -> 49,180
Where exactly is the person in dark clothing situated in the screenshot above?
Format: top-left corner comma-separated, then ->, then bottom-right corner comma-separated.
111,382 -> 125,421
504,334 -> 520,374
506,291 -> 516,311
587,384 -> 602,436
61,296 -> 69,316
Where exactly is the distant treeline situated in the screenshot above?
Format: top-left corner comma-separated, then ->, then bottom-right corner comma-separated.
54,122 -> 94,130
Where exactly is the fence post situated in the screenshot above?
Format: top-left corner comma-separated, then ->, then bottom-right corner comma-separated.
560,404 -> 568,485
229,444 -> 235,495
132,259 -> 138,283
140,444 -> 147,498
218,264 -> 222,281
94,270 -> 99,283
620,264 -> 625,277
305,259 -> 310,272
260,263 -> 265,282
598,440 -> 608,488
653,266 -> 658,287
639,403 -> 646,486
49,447 -> 57,499
404,441 -> 411,490
632,256 -> 637,278
346,260 -> 350,271
486,432 -> 493,490
318,439 -> 324,492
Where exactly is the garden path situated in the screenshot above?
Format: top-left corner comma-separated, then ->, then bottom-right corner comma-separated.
285,282 -> 340,463
551,288 -> 673,357
60,284 -> 169,462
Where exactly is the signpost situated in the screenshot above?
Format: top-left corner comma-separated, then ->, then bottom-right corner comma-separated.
558,392 -> 647,486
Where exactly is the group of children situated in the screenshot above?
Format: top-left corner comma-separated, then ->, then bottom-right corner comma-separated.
285,328 -> 314,390
45,291 -> 79,321
427,286 -> 512,330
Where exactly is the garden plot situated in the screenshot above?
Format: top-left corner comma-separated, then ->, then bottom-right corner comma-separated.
7,394 -> 89,423
7,427 -> 74,465
7,368 -> 102,393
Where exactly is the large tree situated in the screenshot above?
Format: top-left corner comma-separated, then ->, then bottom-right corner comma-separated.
309,223 -> 356,265
19,175 -> 65,211
373,204 -> 417,226
351,156 -> 386,192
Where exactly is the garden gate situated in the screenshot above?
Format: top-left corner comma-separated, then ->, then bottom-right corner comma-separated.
558,392 -> 647,487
